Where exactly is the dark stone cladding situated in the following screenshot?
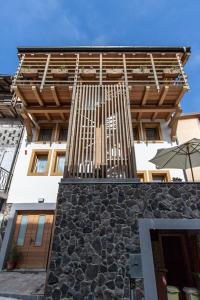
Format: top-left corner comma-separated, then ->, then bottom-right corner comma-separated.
45,182 -> 200,300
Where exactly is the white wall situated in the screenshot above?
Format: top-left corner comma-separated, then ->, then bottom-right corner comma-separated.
177,117 -> 200,181
7,129 -> 66,204
134,120 -> 185,181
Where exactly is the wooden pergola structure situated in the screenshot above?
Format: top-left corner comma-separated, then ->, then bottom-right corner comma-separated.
12,46 -> 190,178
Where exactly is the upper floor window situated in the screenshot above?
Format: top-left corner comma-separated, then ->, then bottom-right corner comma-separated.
149,171 -> 170,182
28,150 -> 51,176
58,127 -> 68,142
143,123 -> 162,142
51,150 -> 66,176
38,128 -> 53,142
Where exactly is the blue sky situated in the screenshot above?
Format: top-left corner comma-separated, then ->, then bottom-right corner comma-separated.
0,0 -> 199,112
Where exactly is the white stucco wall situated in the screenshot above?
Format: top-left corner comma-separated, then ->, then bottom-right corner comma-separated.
134,120 -> 185,181
177,117 -> 200,181
7,130 -> 66,204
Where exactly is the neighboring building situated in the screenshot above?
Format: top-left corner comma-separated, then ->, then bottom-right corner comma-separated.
177,112 -> 200,181
1,46 -> 200,300
0,75 -> 23,208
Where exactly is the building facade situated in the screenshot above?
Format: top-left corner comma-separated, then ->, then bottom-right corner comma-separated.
1,46 -> 200,300
0,75 -> 23,248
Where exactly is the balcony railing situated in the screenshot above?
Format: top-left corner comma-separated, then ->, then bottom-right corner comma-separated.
13,52 -> 189,89
0,167 -> 11,194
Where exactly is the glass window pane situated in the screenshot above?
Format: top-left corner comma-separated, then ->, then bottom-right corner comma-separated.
35,216 -> 46,246
35,155 -> 48,173
58,128 -> 68,141
39,128 -> 52,141
152,175 -> 166,182
145,128 -> 158,140
17,216 -> 28,246
56,155 -> 65,173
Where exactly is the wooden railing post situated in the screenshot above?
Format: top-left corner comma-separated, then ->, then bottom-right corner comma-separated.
176,54 -> 190,89
123,53 -> 137,178
64,53 -> 79,177
149,53 -> 160,92
40,54 -> 51,91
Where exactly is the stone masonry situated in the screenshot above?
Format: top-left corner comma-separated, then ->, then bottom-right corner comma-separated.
46,182 -> 200,300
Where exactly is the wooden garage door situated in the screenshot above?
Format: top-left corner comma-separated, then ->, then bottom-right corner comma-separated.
12,211 -> 54,269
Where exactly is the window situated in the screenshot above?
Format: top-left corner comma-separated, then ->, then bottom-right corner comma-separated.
149,171 -> 170,182
51,150 -> 66,176
58,127 -> 68,142
137,171 -> 148,182
28,150 -> 51,176
143,123 -> 162,142
133,125 -> 140,141
35,215 -> 45,246
38,128 -> 53,142
17,215 -> 28,246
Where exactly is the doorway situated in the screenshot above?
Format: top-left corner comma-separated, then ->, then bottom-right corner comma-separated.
11,211 -> 54,269
151,230 -> 199,300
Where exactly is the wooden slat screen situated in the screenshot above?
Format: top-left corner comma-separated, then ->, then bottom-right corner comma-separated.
65,83 -> 135,178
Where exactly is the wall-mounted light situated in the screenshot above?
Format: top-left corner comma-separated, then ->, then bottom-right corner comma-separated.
38,198 -> 45,203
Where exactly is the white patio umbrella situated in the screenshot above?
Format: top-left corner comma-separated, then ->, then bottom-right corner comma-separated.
149,138 -> 200,182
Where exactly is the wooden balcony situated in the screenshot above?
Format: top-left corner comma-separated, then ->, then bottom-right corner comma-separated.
11,47 -> 190,142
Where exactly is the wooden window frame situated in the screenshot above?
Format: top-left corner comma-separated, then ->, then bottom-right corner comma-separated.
27,149 -> 51,176
50,150 -> 66,176
133,123 -> 142,142
137,170 -> 148,182
142,122 -> 163,143
35,125 -> 55,143
149,170 -> 171,182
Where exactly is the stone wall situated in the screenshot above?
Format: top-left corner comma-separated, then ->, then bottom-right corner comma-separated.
46,182 -> 200,300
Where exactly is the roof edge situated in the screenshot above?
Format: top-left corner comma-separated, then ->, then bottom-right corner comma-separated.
17,45 -> 191,53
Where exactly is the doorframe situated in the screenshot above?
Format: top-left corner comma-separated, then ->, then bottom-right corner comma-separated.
0,203 -> 56,271
138,218 -> 200,300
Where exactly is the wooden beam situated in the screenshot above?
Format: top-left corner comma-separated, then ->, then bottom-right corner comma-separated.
51,86 -> 60,106
27,113 -> 40,129
170,109 -> 182,141
21,110 -> 33,140
151,112 -> 158,120
60,113 -> 65,120
158,86 -> 169,105
45,113 -> 51,120
32,86 -> 44,106
149,53 -> 160,92
26,106 -> 70,114
12,86 -> 27,107
131,106 -> 178,113
137,112 -> 142,120
174,86 -> 188,106
141,86 -> 150,105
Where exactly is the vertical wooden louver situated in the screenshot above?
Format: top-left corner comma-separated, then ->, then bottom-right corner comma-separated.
64,83 -> 136,178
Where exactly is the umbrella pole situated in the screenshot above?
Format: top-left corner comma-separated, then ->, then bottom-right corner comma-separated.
187,145 -> 195,182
